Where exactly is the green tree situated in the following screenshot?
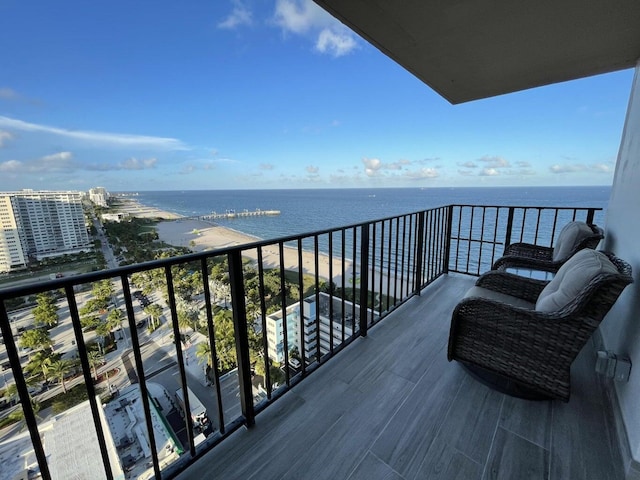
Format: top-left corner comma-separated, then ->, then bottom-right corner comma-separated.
80,297 -> 108,316
24,350 -> 54,380
95,321 -> 112,351
106,308 -> 124,331
92,279 -> 114,303
213,309 -> 237,372
32,292 -> 59,328
144,304 -> 163,329
80,312 -> 101,330
195,341 -> 212,367
87,350 -> 104,381
177,302 -> 199,333
3,382 -> 18,403
48,359 -> 74,394
19,328 -> 53,352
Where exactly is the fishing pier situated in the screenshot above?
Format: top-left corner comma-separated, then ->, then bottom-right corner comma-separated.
197,209 -> 280,221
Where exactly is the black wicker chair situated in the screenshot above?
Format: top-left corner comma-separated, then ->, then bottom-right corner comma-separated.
491,221 -> 603,273
448,250 -> 632,402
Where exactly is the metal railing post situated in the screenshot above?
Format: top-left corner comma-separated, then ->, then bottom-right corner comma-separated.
358,223 -> 370,337
586,208 -> 596,224
228,250 -> 255,427
0,302 -> 52,480
414,211 -> 426,294
443,206 -> 454,274
504,207 -> 515,249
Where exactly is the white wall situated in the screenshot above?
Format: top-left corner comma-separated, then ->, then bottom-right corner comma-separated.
602,63 -> 640,471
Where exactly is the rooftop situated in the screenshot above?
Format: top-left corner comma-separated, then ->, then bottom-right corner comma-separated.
178,273 -> 621,480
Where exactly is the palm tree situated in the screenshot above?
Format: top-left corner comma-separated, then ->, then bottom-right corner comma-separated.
107,308 -> 128,347
95,321 -> 112,353
177,302 -> 199,333
32,292 -> 59,328
3,382 -> 18,404
87,350 -> 104,381
24,350 -> 53,381
195,341 -> 212,367
144,304 -> 163,329
48,359 -> 73,394
92,279 -> 114,303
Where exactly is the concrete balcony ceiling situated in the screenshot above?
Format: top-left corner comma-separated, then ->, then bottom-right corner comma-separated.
313,0 -> 640,104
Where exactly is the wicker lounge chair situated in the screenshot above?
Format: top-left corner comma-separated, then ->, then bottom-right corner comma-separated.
448,249 -> 632,401
491,221 -> 604,273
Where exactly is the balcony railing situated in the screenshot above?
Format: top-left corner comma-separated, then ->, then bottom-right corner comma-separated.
0,203 -> 603,480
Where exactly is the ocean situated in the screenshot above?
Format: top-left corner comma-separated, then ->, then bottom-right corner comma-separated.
130,186 -> 611,243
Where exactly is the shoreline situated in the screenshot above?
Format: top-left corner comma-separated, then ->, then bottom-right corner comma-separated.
111,197 -> 183,220
113,197 -> 352,282
154,218 -> 352,281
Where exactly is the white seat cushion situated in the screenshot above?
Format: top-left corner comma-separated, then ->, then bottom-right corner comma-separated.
464,286 -> 535,310
552,221 -> 596,262
536,249 -> 618,312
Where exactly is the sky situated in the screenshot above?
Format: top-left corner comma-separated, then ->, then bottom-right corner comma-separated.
0,0 -> 635,192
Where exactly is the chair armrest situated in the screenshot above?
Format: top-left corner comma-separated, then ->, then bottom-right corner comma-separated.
491,255 -> 560,273
475,270 -> 548,303
502,242 -> 553,259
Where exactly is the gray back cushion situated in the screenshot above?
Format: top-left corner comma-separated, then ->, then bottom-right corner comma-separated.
536,249 -> 618,312
552,221 -> 595,262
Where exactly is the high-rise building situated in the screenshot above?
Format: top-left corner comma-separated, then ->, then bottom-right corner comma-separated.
89,187 -> 109,207
265,292 -> 367,365
0,190 -> 91,272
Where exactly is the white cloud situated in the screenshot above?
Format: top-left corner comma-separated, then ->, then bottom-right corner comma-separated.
480,167 -> 500,176
316,29 -> 357,57
479,155 -> 510,168
591,163 -> 613,173
362,157 -> 382,176
0,116 -> 187,150
119,157 -> 158,170
273,0 -> 358,57
515,160 -> 531,168
404,168 -> 438,179
550,164 -> 587,174
260,163 -> 275,170
306,165 -> 319,173
0,130 -> 15,147
179,164 -> 197,175
218,0 -> 253,29
42,151 -> 73,162
0,160 -> 22,172
459,161 -> 477,168
550,162 -> 613,174
458,169 -> 474,176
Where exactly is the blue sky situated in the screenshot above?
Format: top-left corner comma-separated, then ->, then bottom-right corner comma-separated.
0,0 -> 634,192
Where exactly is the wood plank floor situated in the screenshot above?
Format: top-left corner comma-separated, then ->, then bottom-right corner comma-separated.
177,274 -> 623,480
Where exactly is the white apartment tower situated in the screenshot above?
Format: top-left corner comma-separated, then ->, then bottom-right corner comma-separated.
265,292 -> 360,365
88,187 -> 109,207
0,190 -> 91,272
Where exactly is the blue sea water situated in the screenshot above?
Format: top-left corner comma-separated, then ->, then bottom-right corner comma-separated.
130,186 -> 611,243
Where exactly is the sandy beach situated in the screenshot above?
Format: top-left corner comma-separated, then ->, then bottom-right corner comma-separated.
154,218 -> 352,282
112,197 -> 182,220
113,197 -> 347,280
119,198 -> 404,294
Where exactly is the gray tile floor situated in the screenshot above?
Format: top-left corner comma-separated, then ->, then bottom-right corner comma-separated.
178,274 -> 623,480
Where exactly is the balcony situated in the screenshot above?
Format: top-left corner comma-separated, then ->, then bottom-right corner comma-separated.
178,274 -> 621,480
0,204 -> 619,480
